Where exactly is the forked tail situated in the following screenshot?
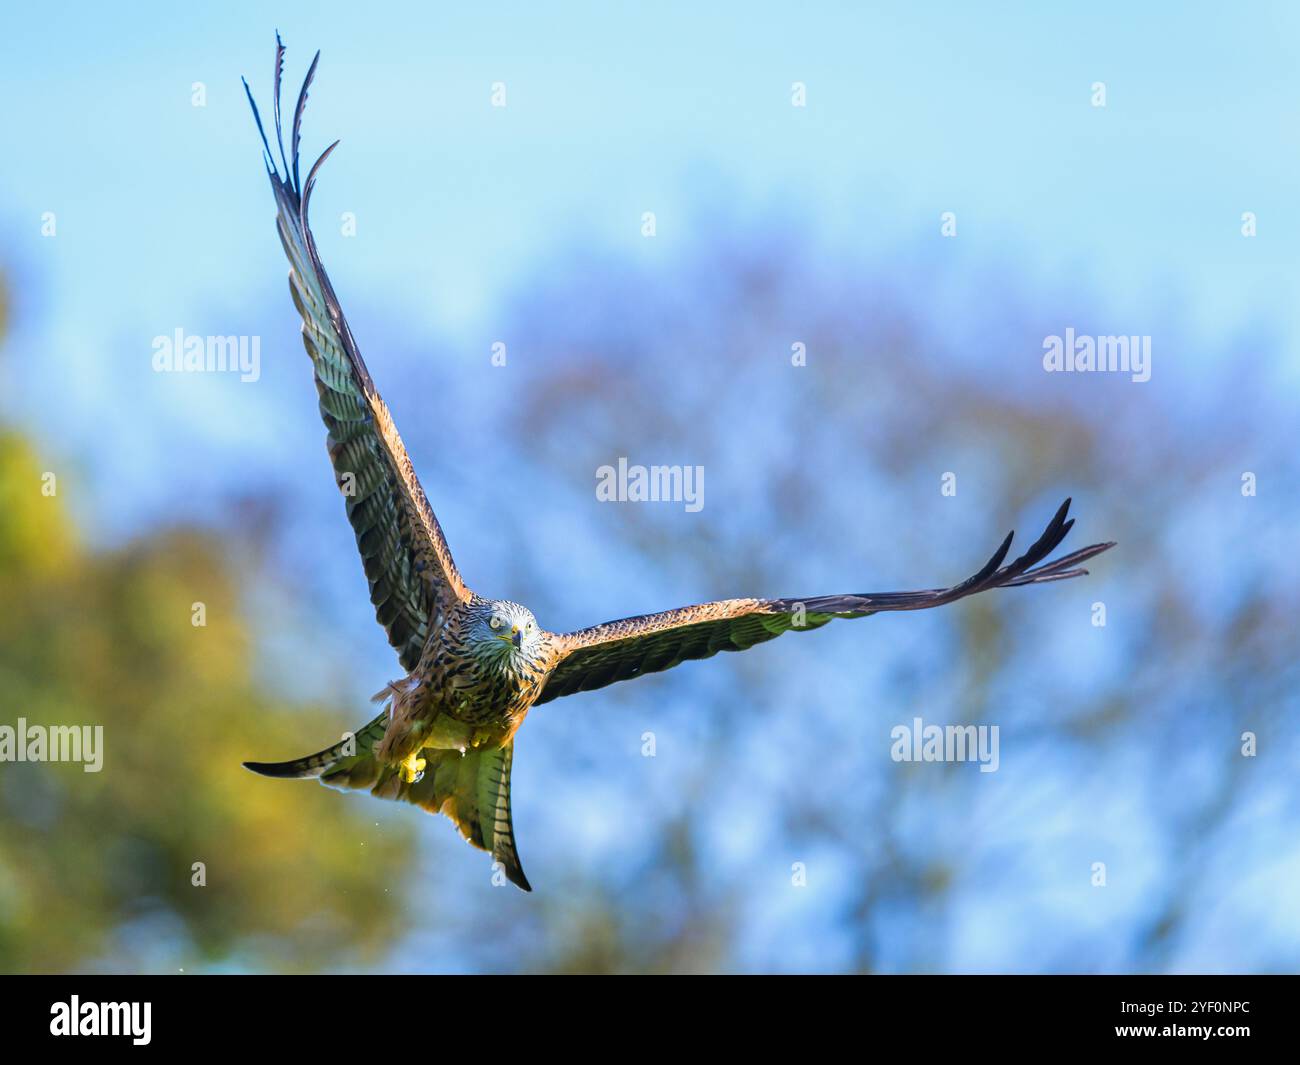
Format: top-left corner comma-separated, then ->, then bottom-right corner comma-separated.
244,718 -> 530,891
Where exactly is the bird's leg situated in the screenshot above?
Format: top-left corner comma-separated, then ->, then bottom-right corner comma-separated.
372,676 -> 426,770
398,750 -> 426,784
371,675 -> 475,785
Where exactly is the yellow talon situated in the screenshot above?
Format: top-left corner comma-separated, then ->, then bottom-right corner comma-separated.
399,751 -> 426,783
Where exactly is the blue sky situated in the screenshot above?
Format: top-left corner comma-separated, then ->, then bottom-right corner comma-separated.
5,1 -> 1300,521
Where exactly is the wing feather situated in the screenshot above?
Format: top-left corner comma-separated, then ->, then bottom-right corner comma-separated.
244,43 -> 470,671
538,499 -> 1113,705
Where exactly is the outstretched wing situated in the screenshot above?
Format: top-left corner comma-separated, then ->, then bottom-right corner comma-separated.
537,498 -> 1113,705
244,37 -> 469,672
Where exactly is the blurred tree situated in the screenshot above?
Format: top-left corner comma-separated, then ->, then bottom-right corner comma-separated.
6,213 -> 1299,974
0,272 -> 415,973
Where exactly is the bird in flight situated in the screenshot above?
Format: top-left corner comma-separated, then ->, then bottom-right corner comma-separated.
240,38 -> 1115,892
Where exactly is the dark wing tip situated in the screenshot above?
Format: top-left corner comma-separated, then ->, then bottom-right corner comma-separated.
249,39 -> 328,203
959,530 -> 1014,594
988,530 -> 1015,571
809,501 -> 1111,613
291,49 -> 323,194
272,33 -> 292,182
994,497 -> 1076,582
301,139 -> 341,220
242,759 -> 294,778
242,74 -> 277,174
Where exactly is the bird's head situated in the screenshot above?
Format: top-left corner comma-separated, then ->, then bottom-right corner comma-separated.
471,600 -> 545,669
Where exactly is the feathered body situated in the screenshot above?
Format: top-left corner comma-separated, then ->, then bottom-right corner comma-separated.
239,38 -> 1115,892
376,597 -> 557,767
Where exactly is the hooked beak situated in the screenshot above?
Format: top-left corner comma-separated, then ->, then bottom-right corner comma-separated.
511,626 -> 523,649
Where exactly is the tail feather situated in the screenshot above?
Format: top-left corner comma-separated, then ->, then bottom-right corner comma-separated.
244,714 -> 531,892
242,711 -> 387,779
402,741 -> 531,892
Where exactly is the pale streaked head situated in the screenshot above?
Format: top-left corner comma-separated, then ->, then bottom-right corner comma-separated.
469,599 -> 546,669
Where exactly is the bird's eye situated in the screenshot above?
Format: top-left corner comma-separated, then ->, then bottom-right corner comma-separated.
526,621 -> 534,632
489,617 -> 502,631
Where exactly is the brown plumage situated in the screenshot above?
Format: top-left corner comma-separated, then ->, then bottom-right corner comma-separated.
240,39 -> 1115,892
